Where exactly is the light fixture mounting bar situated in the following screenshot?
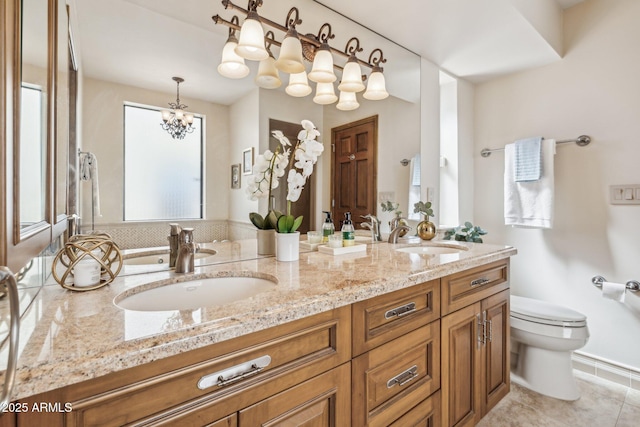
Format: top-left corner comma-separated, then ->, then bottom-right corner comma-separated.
215,0 -> 382,71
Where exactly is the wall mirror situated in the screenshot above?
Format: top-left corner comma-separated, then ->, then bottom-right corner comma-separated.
17,0 -> 50,238
72,0 -> 421,273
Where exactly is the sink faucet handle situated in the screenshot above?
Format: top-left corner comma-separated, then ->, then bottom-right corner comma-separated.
169,223 -> 181,236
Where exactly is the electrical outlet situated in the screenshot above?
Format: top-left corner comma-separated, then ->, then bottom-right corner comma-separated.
610,185 -> 640,205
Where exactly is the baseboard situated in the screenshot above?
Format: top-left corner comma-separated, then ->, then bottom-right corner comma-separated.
572,351 -> 640,390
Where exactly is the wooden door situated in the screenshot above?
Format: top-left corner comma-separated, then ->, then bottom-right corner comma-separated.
441,303 -> 483,427
332,116 -> 377,229
239,363 -> 350,426
482,289 -> 510,415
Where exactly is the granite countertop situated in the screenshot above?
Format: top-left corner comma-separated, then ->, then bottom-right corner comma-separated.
0,239 -> 516,400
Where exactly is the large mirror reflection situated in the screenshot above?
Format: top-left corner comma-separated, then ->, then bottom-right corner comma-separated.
71,0 -> 421,274
19,0 -> 49,232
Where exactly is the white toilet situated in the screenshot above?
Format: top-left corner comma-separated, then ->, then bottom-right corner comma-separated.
510,295 -> 589,401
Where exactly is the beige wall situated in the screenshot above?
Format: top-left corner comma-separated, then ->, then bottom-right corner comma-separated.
474,0 -> 640,368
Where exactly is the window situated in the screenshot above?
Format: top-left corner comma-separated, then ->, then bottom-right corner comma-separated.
123,104 -> 203,221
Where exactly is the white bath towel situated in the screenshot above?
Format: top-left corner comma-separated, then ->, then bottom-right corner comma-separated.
504,139 -> 555,228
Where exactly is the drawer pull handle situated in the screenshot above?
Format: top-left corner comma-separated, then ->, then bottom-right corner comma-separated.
470,277 -> 490,287
385,302 -> 417,319
387,365 -> 418,388
487,319 -> 493,342
197,355 -> 272,390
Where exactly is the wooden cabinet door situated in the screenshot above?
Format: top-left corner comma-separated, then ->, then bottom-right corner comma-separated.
239,363 -> 350,426
441,302 -> 483,427
482,289 -> 510,414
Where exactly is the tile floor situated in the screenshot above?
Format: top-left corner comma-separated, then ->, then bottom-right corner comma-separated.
477,371 -> 640,427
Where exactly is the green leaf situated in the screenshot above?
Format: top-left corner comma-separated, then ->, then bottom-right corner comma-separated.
249,212 -> 265,229
265,210 -> 281,229
291,216 -> 303,232
277,214 -> 296,233
464,221 -> 473,228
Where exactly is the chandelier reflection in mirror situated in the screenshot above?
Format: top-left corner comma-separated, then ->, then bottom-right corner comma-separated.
160,77 -> 195,140
213,0 -> 389,111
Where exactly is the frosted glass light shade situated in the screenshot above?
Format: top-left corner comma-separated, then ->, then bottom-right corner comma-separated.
338,59 -> 365,92
161,110 -> 171,121
235,12 -> 268,61
285,71 -> 312,97
308,46 -> 336,83
274,28 -> 305,74
313,82 -> 338,105
218,38 -> 250,79
255,56 -> 282,89
363,70 -> 389,100
336,90 -> 359,111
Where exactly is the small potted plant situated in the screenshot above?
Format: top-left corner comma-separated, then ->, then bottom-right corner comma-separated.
381,201 -> 408,237
413,201 -> 436,240
443,221 -> 488,243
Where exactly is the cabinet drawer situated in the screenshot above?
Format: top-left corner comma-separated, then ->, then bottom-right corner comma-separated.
65,306 -> 351,427
389,390 -> 441,427
352,279 -> 440,356
239,363 -> 351,426
441,259 -> 509,315
352,321 -> 441,427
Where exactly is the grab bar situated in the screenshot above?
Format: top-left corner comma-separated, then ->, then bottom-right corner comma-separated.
0,267 -> 20,408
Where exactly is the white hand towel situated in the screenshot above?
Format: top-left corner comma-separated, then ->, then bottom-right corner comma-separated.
504,139 -> 555,228
514,137 -> 542,182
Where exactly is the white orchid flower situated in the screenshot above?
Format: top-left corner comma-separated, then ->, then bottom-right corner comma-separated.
271,130 -> 291,147
286,170 -> 306,202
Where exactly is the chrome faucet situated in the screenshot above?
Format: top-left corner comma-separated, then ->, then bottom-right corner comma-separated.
360,214 -> 382,242
175,228 -> 196,273
168,223 -> 181,268
388,225 -> 411,244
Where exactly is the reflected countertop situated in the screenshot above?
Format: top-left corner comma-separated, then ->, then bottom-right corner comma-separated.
0,239 -> 516,400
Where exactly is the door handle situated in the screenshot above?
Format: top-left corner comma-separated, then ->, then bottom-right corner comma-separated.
348,154 -> 355,160
0,267 -> 20,409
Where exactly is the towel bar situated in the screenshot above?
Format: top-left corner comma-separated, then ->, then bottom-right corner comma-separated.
481,135 -> 591,157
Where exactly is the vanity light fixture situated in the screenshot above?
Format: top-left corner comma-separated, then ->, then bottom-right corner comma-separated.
218,16 -> 250,79
212,0 -> 388,111
160,77 -> 195,140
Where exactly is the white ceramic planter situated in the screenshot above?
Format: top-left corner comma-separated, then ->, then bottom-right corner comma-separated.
275,231 -> 300,262
257,229 -> 276,255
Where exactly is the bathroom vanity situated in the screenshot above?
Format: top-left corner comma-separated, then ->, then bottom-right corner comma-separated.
0,241 -> 515,426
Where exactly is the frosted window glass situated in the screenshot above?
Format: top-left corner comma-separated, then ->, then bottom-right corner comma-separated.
20,85 -> 46,227
124,105 -> 203,221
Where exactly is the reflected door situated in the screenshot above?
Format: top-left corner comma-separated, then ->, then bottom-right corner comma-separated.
332,116 -> 377,229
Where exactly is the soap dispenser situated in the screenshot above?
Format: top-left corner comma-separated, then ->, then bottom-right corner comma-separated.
322,211 -> 335,243
342,212 -> 355,246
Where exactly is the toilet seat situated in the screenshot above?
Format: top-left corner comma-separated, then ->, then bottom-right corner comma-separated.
511,295 -> 587,328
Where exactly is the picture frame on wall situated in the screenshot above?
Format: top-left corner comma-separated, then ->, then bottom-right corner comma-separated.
242,147 -> 254,175
231,163 -> 241,189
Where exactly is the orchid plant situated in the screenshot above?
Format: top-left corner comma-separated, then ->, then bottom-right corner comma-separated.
246,120 -> 323,233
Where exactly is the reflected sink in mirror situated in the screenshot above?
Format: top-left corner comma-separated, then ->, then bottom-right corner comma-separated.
114,274 -> 277,312
122,248 -> 217,266
395,243 -> 469,255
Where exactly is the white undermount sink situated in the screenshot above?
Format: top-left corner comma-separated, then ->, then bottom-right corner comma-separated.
395,244 -> 468,255
123,248 -> 217,266
114,275 -> 276,311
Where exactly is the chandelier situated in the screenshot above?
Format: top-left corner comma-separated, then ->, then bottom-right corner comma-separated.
213,0 -> 389,111
160,77 -> 195,140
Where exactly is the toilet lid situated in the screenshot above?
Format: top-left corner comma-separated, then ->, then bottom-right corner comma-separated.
511,295 -> 587,327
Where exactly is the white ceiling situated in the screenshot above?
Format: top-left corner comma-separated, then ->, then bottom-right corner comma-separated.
70,0 -> 584,105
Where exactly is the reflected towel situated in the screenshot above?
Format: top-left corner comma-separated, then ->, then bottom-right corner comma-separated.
80,152 -> 101,217
504,139 -> 555,228
514,137 -> 542,182
408,154 -> 421,220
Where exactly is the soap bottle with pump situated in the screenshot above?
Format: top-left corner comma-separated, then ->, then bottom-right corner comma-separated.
322,211 -> 335,243
342,212 -> 355,246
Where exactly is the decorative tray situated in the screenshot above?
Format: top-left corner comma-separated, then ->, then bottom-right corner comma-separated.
317,243 -> 367,255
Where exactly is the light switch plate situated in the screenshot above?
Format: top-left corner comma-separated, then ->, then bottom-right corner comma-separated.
610,185 -> 640,205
